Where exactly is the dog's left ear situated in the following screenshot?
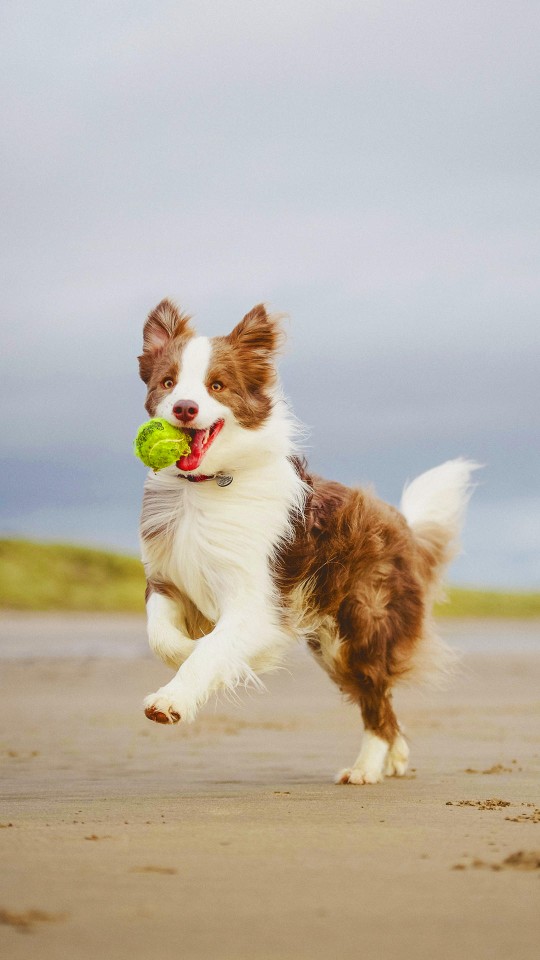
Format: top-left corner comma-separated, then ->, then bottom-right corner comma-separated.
228,304 -> 285,359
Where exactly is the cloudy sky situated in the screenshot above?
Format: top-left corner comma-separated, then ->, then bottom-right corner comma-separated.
1,1 -> 539,586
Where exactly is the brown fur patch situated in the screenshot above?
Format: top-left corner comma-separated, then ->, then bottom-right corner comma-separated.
140,299 -> 193,360
208,304 -> 284,429
138,299 -> 194,414
275,458 -> 441,743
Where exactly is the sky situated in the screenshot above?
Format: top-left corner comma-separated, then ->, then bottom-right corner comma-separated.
1,0 -> 539,587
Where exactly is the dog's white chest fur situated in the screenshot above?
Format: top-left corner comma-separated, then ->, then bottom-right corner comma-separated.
141,460 -> 305,623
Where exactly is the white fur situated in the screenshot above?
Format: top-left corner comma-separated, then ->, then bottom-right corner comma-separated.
399,457 -> 480,685
384,733 -> 410,777
337,731 -> 390,785
146,592 -> 196,669
142,398 -> 308,722
337,731 -> 410,785
155,336 -> 229,448
401,457 -> 480,547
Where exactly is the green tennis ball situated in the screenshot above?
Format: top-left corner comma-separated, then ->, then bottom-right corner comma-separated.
134,418 -> 191,470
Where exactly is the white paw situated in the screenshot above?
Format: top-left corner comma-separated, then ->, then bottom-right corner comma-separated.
143,687 -> 184,724
335,766 -> 384,785
384,733 -> 410,777
335,731 -> 389,785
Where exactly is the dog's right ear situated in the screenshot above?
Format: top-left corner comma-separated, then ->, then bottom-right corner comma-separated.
138,299 -> 193,383
142,299 -> 192,352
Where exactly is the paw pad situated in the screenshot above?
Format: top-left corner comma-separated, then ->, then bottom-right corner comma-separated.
144,705 -> 180,724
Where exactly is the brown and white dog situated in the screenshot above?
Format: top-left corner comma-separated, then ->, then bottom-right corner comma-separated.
138,299 -> 477,784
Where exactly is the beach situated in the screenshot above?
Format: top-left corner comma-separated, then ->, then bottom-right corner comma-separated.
1,614 -> 539,959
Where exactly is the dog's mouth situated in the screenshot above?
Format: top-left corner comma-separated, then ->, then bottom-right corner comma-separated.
176,420 -> 225,472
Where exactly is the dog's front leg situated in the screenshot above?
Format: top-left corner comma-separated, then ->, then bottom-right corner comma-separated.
143,588 -> 286,724
146,589 -> 197,670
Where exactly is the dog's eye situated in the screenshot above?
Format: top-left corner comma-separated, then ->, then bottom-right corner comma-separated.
162,378 -> 174,389
211,381 -> 224,392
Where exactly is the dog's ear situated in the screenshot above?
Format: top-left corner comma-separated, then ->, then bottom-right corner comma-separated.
142,299 -> 192,352
228,304 -> 285,357
226,304 -> 285,389
139,299 -> 193,382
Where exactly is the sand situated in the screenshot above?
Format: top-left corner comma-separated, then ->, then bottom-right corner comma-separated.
0,614 -> 539,959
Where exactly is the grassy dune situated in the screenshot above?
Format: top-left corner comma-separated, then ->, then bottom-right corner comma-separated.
435,587 -> 540,618
0,539 -> 539,618
0,539 -> 145,613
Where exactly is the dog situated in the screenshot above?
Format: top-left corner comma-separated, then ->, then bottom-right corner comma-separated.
137,299 -> 477,784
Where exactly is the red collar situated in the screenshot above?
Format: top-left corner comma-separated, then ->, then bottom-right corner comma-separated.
177,473 -> 215,483
177,472 -> 233,487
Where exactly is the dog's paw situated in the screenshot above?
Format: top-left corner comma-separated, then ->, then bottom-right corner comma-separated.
335,766 -> 384,785
335,731 -> 389,785
384,733 -> 410,778
143,691 -> 182,724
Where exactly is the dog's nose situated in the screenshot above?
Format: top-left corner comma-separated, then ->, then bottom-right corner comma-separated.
173,400 -> 199,423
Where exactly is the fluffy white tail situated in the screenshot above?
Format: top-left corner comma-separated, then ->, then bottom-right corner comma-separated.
399,458 -> 480,685
401,458 -> 480,584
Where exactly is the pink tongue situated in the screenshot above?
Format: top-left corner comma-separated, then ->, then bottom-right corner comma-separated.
177,429 -> 206,472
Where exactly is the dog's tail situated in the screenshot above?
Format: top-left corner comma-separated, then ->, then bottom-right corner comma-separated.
401,458 -> 480,599
398,458 -> 480,685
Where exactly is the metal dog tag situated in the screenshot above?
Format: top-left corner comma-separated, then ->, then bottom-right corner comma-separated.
216,473 -> 233,487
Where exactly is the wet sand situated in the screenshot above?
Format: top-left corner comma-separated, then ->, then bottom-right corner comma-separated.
0,615 -> 539,959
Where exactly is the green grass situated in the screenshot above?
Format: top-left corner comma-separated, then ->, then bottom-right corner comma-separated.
0,539 -> 145,613
435,587 -> 540,619
0,539 -> 538,618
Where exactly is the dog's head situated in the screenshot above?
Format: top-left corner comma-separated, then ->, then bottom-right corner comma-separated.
138,300 -> 285,474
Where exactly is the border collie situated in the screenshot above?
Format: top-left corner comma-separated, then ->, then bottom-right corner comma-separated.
137,299 -> 476,784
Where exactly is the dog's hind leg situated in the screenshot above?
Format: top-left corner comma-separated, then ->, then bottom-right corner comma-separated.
335,692 -> 409,784
332,595 -> 411,785
335,681 -> 405,784
384,731 -> 410,778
